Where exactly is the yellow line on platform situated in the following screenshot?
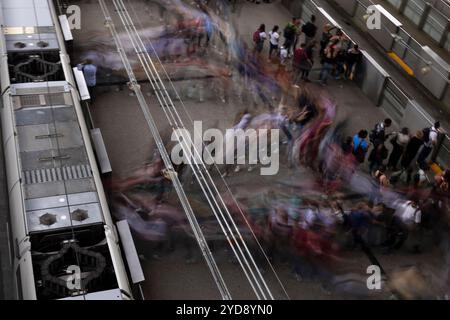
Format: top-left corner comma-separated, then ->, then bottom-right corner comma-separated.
388,52 -> 415,76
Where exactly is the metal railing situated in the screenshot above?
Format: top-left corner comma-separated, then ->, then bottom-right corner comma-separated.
382,0 -> 450,53
282,0 -> 450,168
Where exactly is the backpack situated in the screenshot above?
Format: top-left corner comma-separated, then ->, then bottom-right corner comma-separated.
369,123 -> 385,144
253,30 -> 261,43
283,24 -> 296,39
352,139 -> 366,163
302,22 -> 317,38
422,127 -> 436,143
293,48 -> 306,65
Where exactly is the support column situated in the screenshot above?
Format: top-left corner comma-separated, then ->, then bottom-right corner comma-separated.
439,21 -> 450,48
398,0 -> 409,13
418,3 -> 432,30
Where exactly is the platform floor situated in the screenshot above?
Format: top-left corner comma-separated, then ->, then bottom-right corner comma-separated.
67,0 -> 447,300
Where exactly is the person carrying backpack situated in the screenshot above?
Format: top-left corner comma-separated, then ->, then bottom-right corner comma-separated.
253,24 -> 267,54
369,118 -> 392,147
417,121 -> 440,170
283,17 -> 299,55
388,127 -> 410,171
352,130 -> 369,165
302,15 -> 318,45
294,43 -> 314,83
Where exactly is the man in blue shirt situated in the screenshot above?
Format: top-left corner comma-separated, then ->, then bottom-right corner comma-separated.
77,59 -> 97,100
353,130 -> 369,164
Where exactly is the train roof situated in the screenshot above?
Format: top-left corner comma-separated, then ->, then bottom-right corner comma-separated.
11,81 -> 104,233
2,0 -> 53,27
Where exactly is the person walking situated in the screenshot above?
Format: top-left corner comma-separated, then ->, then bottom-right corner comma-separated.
296,43 -> 314,82
293,43 -> 305,83
77,59 -> 97,100
302,41 -> 316,82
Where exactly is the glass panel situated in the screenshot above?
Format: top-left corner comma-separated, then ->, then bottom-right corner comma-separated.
386,0 -> 403,10
380,80 -> 408,123
301,1 -> 314,22
403,0 -> 426,26
445,33 -> 450,52
422,9 -> 447,42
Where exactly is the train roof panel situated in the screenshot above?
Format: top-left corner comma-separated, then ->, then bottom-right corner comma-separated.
10,81 -> 104,233
1,0 -> 53,27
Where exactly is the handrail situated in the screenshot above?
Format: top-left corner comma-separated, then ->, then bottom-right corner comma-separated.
295,0 -> 450,166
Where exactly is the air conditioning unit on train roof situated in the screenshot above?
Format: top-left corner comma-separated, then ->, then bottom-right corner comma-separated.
5,32 -> 59,52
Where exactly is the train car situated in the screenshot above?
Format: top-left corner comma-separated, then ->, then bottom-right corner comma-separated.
0,0 -> 132,300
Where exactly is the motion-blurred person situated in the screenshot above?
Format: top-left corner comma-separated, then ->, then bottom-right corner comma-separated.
77,59 -> 97,101
269,207 -> 293,264
372,165 -> 390,204
383,199 -> 422,254
342,136 -> 354,155
222,110 -> 252,176
347,202 -> 373,248
434,168 -> 450,194
294,43 -> 314,83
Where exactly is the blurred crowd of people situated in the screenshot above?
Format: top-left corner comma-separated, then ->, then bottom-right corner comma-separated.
251,15 -> 362,86
109,81 -> 450,297
103,1 -> 450,298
